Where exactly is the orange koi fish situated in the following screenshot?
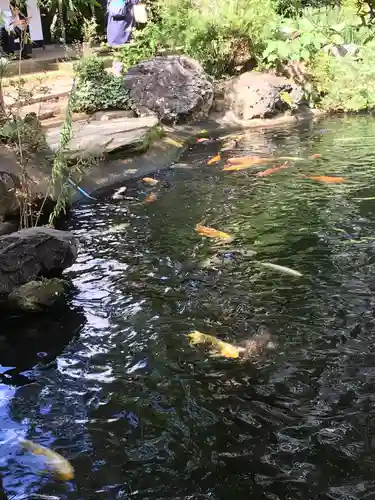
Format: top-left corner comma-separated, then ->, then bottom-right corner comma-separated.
195,223 -> 233,241
255,162 -> 290,177
227,156 -> 272,166
309,153 -> 322,159
307,175 -> 346,183
196,138 -> 210,143
144,192 -> 158,203
207,154 -> 221,165
142,177 -> 159,185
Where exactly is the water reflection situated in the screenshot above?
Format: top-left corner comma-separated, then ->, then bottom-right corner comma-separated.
3,116 -> 375,498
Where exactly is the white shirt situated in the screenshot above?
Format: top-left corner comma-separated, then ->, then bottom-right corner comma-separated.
1,10 -> 26,31
0,10 -> 12,30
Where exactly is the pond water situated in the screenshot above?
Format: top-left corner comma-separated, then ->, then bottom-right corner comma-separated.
2,116 -> 375,499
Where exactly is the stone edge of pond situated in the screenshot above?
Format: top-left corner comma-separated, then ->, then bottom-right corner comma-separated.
71,108 -> 327,203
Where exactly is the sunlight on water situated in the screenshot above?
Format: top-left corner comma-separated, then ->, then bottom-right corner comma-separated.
2,116 -> 375,498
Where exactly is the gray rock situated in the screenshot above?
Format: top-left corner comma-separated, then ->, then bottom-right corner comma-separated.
91,109 -> 136,121
45,116 -> 158,158
217,71 -> 304,121
123,55 -> 214,123
0,227 -> 77,296
0,221 -> 18,236
8,278 -> 69,312
0,171 -> 20,220
323,43 -> 359,58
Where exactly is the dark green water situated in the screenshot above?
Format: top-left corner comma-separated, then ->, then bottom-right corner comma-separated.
2,116 -> 375,499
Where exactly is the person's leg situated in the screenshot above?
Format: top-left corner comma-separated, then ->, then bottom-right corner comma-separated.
14,27 -> 32,59
123,7 -> 135,43
0,28 -> 14,55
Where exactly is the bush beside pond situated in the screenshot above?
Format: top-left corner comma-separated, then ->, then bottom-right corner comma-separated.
71,56 -> 134,114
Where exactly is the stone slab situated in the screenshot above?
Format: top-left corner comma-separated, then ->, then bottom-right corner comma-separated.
45,115 -> 159,157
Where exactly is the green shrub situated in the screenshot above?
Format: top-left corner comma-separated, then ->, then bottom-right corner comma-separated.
118,0 -> 278,78
71,56 -> 133,114
311,45 -> 375,111
117,22 -> 161,72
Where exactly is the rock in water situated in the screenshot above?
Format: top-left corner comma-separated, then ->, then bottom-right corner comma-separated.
123,55 -> 214,123
8,278 -> 69,312
0,227 -> 77,296
215,71 -> 304,121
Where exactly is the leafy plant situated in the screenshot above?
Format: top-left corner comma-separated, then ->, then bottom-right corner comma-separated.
82,15 -> 98,44
71,56 -> 133,113
117,23 -> 161,71
311,45 -> 375,111
261,17 -> 349,67
118,0 -> 277,78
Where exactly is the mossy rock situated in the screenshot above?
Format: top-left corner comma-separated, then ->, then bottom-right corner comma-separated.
8,278 -> 70,313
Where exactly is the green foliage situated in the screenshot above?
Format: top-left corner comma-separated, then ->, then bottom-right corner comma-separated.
73,55 -> 106,82
311,45 -> 375,111
71,56 -> 133,114
258,3 -> 375,113
117,23 -> 161,71
261,5 -> 371,68
119,0 -> 277,77
82,15 -> 98,43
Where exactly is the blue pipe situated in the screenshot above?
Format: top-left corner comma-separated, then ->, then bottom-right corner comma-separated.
67,178 -> 97,201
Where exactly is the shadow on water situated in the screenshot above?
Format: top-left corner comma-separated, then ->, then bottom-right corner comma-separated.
0,303 -> 86,386
4,116 -> 375,498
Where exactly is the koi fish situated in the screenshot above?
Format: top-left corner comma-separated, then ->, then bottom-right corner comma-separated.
309,153 -> 322,159
278,156 -> 303,161
19,439 -> 74,481
196,138 -> 211,143
257,262 -> 303,277
144,192 -> 158,203
207,154 -> 221,165
164,137 -> 184,148
222,163 -> 260,172
227,156 -> 273,165
195,223 -> 233,241
142,177 -> 159,185
187,331 -> 244,359
307,175 -> 346,183
255,162 -> 290,177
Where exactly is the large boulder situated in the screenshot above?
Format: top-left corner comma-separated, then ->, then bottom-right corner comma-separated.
123,55 -> 214,123
214,71 -> 304,121
0,227 -> 77,297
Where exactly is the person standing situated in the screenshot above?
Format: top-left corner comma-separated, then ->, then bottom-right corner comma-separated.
0,2 -> 32,59
106,0 -> 139,47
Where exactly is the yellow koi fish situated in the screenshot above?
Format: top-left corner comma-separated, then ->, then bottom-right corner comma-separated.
195,223 -> 233,242
188,331 -> 244,359
20,439 -> 74,481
